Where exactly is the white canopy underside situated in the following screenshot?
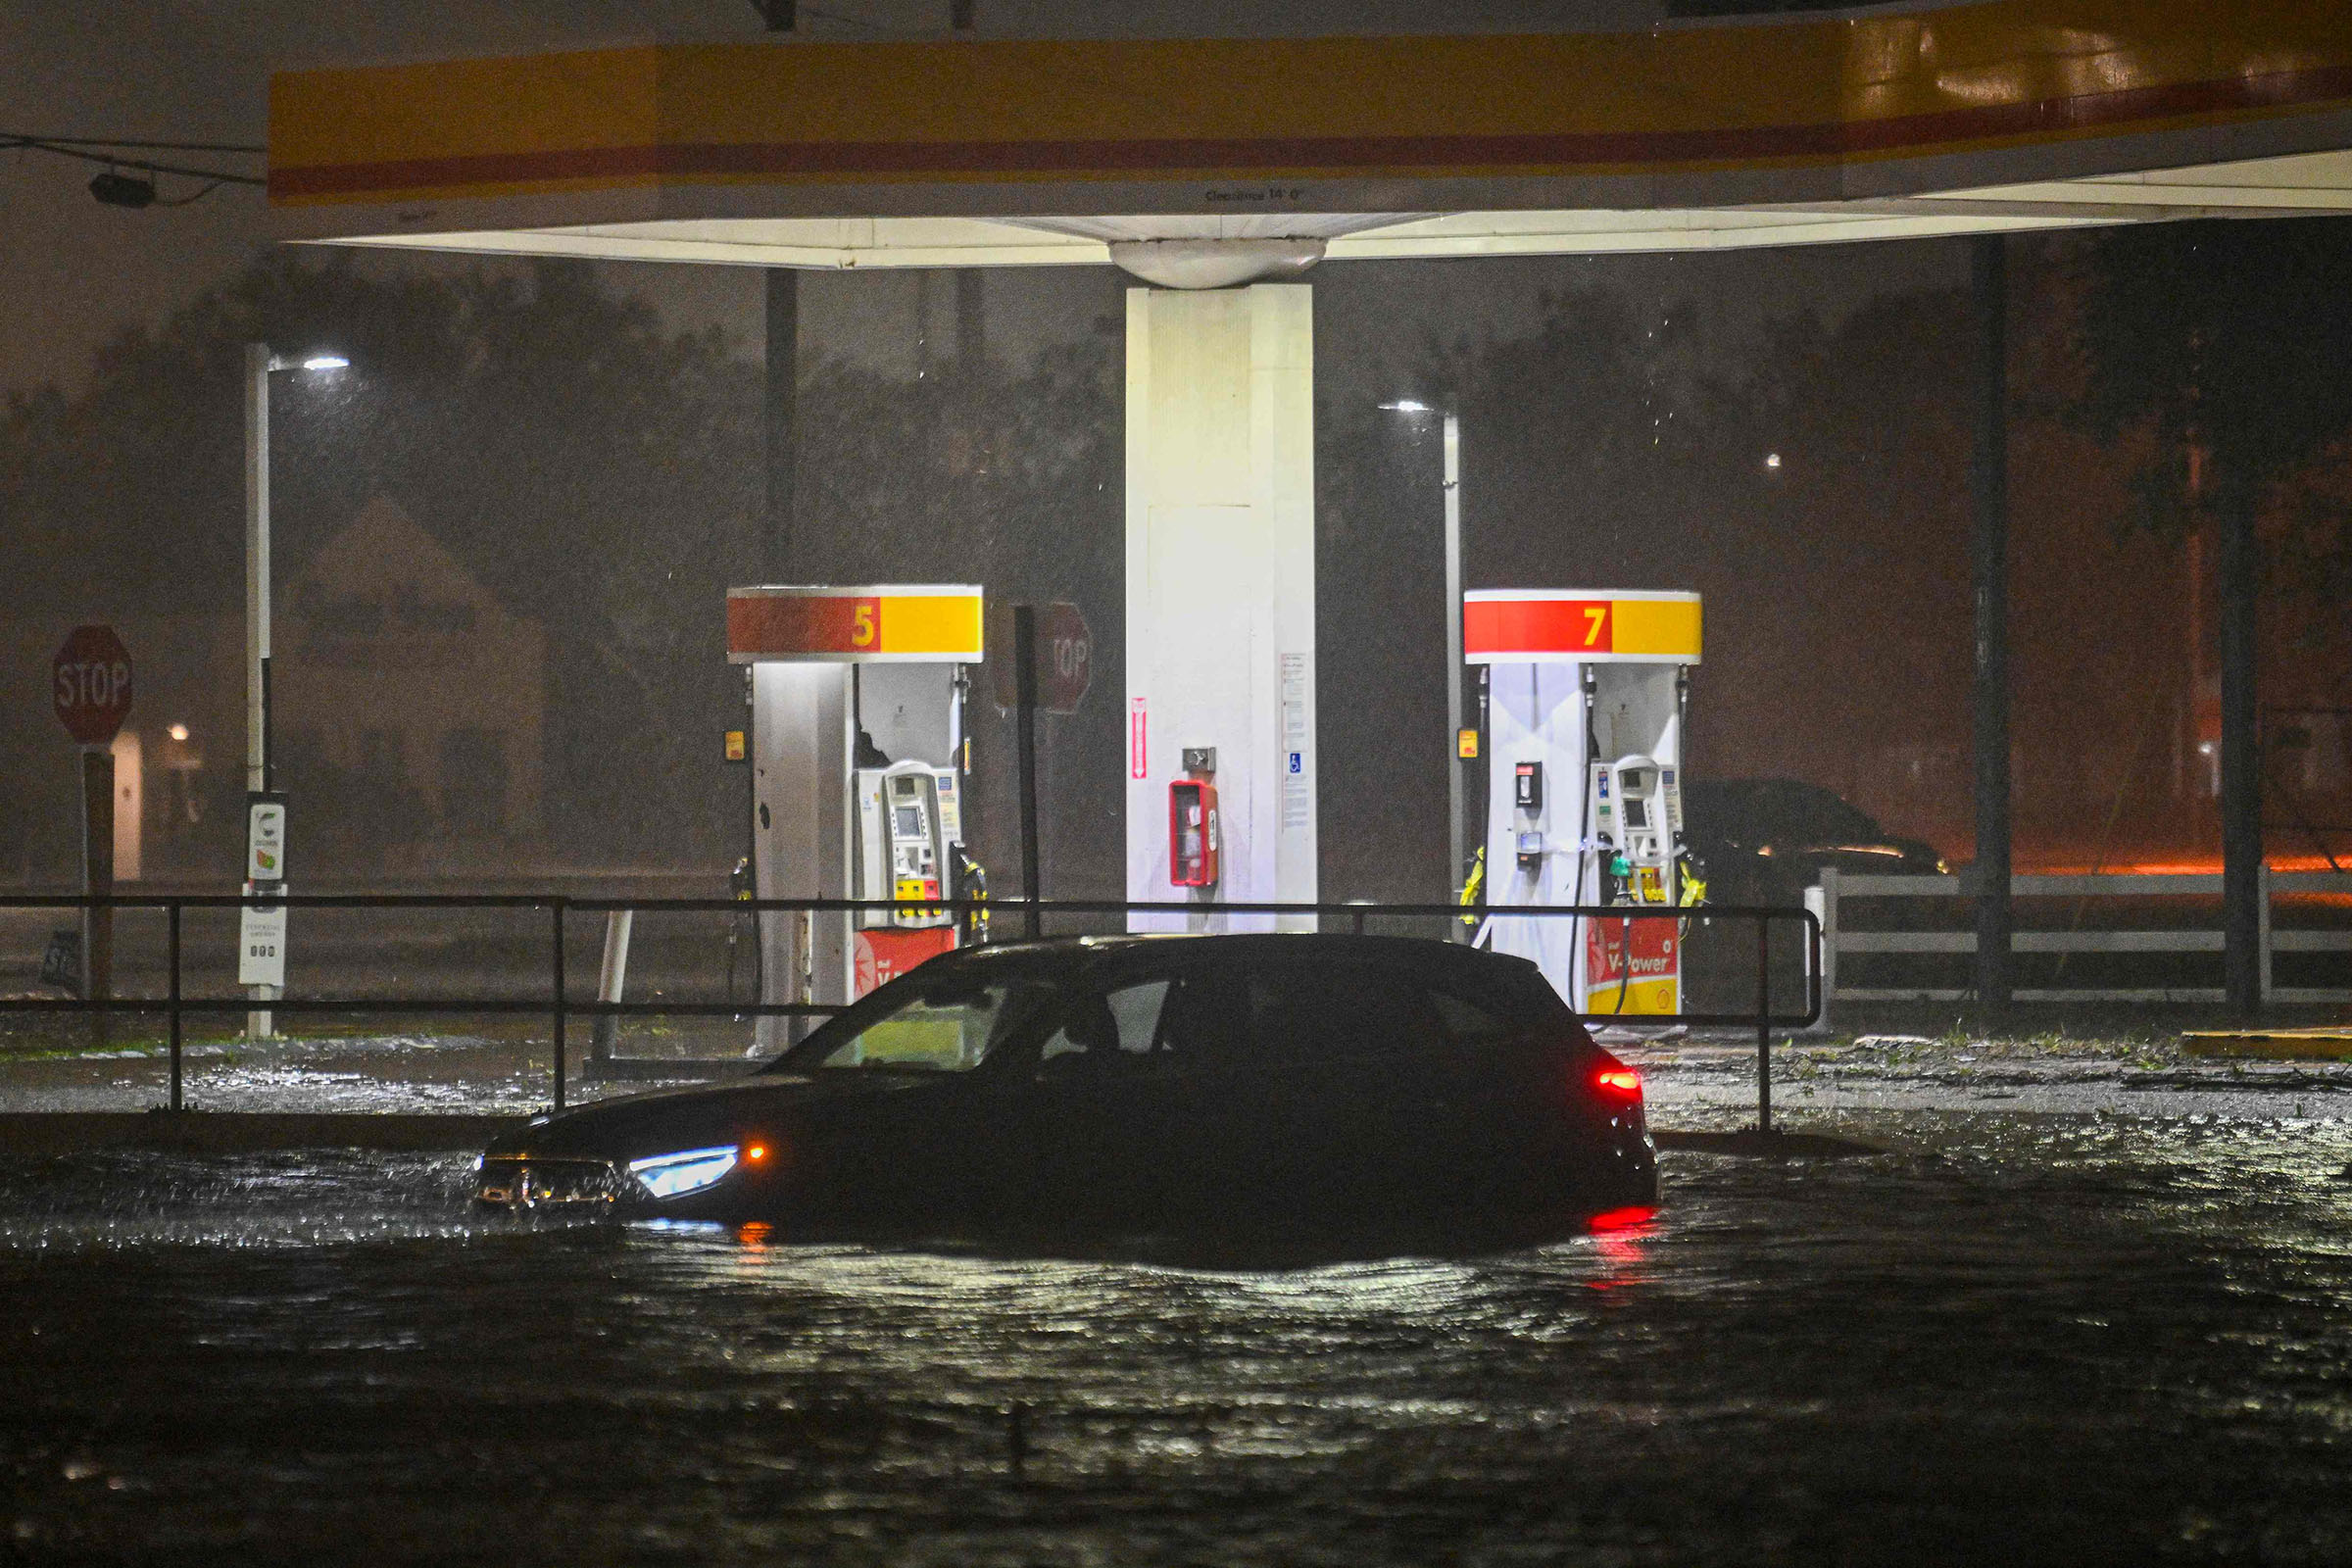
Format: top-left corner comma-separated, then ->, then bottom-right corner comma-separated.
317,147 -> 2352,270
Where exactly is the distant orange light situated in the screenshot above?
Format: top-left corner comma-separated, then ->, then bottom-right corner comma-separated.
1592,1066 -> 1642,1098
745,1144 -> 767,1162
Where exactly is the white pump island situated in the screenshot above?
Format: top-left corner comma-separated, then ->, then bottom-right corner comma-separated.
727,585 -> 983,1048
1469,589 -> 1702,1017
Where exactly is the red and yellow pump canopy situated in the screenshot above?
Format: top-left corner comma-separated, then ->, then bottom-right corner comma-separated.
268,2 -> 2352,266
1464,590 -> 1701,666
727,585 -> 983,664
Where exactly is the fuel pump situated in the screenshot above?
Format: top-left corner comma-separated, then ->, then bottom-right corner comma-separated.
1582,755 -> 1691,1012
1466,588 -> 1702,1016
729,584 -> 986,1048
1588,756 -> 1679,906
856,760 -> 959,927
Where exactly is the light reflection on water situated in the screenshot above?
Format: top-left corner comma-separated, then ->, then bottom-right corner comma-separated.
3,1113 -> 2352,1563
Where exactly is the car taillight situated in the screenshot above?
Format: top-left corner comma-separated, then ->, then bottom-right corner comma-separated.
1590,1054 -> 1642,1100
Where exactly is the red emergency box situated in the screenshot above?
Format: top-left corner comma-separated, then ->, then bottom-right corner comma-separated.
1169,779 -> 1220,887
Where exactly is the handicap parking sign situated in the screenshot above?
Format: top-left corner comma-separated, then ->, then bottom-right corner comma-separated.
1288,752 -> 1302,774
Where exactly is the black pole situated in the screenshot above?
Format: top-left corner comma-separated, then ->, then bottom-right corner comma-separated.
80,748 -> 113,1049
1970,234 -> 2012,1016
764,270 -> 798,574
2219,487 -> 2262,1014
1755,915 -> 1773,1135
1014,606 -> 1043,938
550,900 -> 567,1113
168,900 -> 182,1113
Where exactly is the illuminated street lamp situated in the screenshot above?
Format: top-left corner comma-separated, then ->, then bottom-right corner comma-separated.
1380,400 -> 1467,924
243,343 -> 347,1037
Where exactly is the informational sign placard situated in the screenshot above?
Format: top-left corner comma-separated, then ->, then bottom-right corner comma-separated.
246,795 -> 288,882
237,898 -> 288,988
240,792 -> 289,988
1280,653 -> 1310,830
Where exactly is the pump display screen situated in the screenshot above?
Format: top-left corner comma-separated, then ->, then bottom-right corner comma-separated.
895,807 -> 923,838
1624,797 -> 1649,829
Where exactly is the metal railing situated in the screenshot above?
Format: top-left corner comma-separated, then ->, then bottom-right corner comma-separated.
1809,866 -> 2352,1019
0,894 -> 1820,1130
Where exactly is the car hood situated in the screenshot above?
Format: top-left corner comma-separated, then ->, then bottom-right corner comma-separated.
485,1070 -> 935,1162
1690,831 -> 1940,871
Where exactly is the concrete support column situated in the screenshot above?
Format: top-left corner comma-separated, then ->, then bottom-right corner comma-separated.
1124,284 -> 1316,929
1970,235 -> 2013,1015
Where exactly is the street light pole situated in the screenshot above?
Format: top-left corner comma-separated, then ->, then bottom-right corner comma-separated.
242,345 -> 347,1040
1443,413 -> 1465,923
244,343 -> 275,1038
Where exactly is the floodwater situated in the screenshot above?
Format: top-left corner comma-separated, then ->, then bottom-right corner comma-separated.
7,1110 -> 2352,1563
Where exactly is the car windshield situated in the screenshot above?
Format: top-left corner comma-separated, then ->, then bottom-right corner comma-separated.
1692,782 -> 1883,843
778,976 -> 1054,1073
1791,789 -> 1885,842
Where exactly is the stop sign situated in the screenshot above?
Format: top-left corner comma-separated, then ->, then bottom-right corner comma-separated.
52,625 -> 134,746
990,602 -> 1093,714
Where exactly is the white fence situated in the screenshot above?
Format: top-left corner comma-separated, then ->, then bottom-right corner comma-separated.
1806,867 -> 2352,1020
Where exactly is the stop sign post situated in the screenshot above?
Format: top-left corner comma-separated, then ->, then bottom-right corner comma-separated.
52,625 -> 133,1042
986,603 -> 1094,936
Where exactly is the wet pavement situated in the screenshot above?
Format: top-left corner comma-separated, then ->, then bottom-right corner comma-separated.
3,1031 -> 2352,1561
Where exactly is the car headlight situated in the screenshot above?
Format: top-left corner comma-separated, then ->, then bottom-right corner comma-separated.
627,1146 -> 739,1199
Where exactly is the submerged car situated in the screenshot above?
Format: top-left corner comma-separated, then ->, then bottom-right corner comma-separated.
478,934 -> 1655,1247
1682,777 -> 1945,906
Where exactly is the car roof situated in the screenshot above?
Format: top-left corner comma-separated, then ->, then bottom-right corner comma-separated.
934,931 -> 1540,980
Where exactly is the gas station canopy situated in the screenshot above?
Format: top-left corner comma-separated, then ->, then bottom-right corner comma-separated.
270,1 -> 2352,274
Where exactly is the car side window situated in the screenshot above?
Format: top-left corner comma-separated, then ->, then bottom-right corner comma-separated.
1153,969 -> 1250,1067
1244,963 -> 1436,1062
1425,986 -> 1519,1045
1038,979 -> 1173,1069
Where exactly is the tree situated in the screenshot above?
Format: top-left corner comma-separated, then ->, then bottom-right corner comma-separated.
2071,216 -> 2352,1011
0,252 -> 766,873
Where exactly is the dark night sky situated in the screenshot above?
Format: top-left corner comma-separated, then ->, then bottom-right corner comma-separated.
0,0 -> 1965,400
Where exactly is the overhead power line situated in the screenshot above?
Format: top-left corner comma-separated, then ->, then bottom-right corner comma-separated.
6,132 -> 265,155
3,131 -> 265,205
